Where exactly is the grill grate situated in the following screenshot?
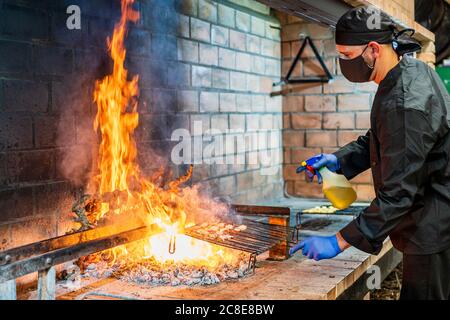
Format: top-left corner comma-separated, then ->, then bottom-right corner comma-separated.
184,217 -> 297,273
184,218 -> 297,255
334,205 -> 367,215
300,205 -> 368,216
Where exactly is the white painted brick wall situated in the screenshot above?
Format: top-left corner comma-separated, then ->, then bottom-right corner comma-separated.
174,0 -> 283,202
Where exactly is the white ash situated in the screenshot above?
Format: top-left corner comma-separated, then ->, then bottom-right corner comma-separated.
57,264 -> 83,290
80,255 -> 252,287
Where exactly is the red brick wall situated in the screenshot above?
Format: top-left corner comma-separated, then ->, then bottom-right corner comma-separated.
278,12 -> 377,201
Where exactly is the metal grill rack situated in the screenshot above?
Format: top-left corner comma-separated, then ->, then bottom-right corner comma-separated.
0,204 -> 296,300
299,205 -> 368,217
184,217 -> 297,273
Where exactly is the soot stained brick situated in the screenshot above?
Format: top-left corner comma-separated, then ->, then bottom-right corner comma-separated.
0,4 -> 48,40
0,187 -> 34,221
32,45 -> 74,76
0,40 -> 31,73
2,79 -> 49,113
0,114 -> 33,151
6,150 -> 55,183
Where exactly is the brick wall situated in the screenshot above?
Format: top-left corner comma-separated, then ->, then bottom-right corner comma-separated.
278,12 -> 377,201
0,0 -> 284,249
174,0 -> 284,204
344,0 -> 415,25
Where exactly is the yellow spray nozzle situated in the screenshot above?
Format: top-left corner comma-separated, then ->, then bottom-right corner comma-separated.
301,161 -> 307,166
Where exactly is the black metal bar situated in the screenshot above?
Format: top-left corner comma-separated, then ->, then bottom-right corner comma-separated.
243,219 -> 291,232
243,219 -> 290,231
231,204 -> 291,216
285,37 -> 308,81
284,77 -> 331,83
203,237 -> 262,253
188,232 -> 267,253
274,36 -> 333,86
241,227 -> 291,244
240,230 -> 286,243
255,0 -> 351,28
307,36 -> 334,80
183,231 -> 259,253
0,226 -> 152,283
242,224 -> 288,237
248,253 -> 257,274
229,234 -> 274,249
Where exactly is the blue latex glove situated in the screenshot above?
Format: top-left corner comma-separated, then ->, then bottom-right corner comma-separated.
296,153 -> 340,184
289,235 -> 342,261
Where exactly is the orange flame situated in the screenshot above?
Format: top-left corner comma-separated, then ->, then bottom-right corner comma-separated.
91,0 -> 239,268
93,0 -> 140,196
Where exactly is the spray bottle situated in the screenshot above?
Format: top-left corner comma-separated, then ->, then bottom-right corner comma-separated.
301,161 -> 357,209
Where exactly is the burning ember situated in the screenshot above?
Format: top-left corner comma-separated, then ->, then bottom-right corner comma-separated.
68,0 -> 251,285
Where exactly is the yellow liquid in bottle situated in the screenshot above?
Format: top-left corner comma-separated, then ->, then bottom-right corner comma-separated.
323,186 -> 357,210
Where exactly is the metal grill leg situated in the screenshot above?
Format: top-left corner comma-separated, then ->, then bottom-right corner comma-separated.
247,253 -> 257,274
37,267 -> 56,300
293,212 -> 302,243
0,280 -> 16,300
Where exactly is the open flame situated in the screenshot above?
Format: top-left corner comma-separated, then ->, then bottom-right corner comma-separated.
89,0 -> 239,269
93,0 -> 140,198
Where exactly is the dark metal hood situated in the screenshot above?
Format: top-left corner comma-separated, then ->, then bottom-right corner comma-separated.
257,0 -> 351,27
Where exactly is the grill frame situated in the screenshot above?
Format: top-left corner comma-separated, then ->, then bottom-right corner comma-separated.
185,218 -> 297,254
185,217 -> 297,273
0,204 -> 297,299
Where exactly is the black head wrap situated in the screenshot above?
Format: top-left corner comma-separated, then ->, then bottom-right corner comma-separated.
335,6 -> 421,55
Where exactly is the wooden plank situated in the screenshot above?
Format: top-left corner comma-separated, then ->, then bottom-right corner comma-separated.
37,267 -> 56,300
337,246 -> 402,299
0,280 -> 16,300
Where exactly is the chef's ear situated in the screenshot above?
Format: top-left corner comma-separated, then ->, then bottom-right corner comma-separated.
367,41 -> 381,58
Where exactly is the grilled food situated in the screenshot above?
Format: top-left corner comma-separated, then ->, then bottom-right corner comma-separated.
303,205 -> 338,214
187,222 -> 248,241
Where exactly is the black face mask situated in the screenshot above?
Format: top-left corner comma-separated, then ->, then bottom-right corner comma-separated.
339,45 -> 376,83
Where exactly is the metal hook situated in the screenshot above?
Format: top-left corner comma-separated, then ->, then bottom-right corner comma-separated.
168,235 -> 176,254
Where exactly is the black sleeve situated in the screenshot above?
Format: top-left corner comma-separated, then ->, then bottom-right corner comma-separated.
339,107 -> 438,254
333,130 -> 371,180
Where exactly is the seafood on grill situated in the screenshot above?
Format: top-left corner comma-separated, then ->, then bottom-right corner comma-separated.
187,222 -> 248,241
302,205 -> 338,214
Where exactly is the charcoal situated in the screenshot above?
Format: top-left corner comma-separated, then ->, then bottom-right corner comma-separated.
171,278 -> 181,286
87,263 -> 96,270
226,270 -> 239,279
75,251 -> 252,288
103,270 -> 113,278
191,270 -> 203,278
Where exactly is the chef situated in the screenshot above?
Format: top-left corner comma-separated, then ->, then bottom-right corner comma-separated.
292,6 -> 450,300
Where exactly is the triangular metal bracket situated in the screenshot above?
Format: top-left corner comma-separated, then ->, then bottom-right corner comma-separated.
274,36 -> 333,86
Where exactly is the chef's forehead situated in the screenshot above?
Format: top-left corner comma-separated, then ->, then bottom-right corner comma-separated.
336,44 -> 367,54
